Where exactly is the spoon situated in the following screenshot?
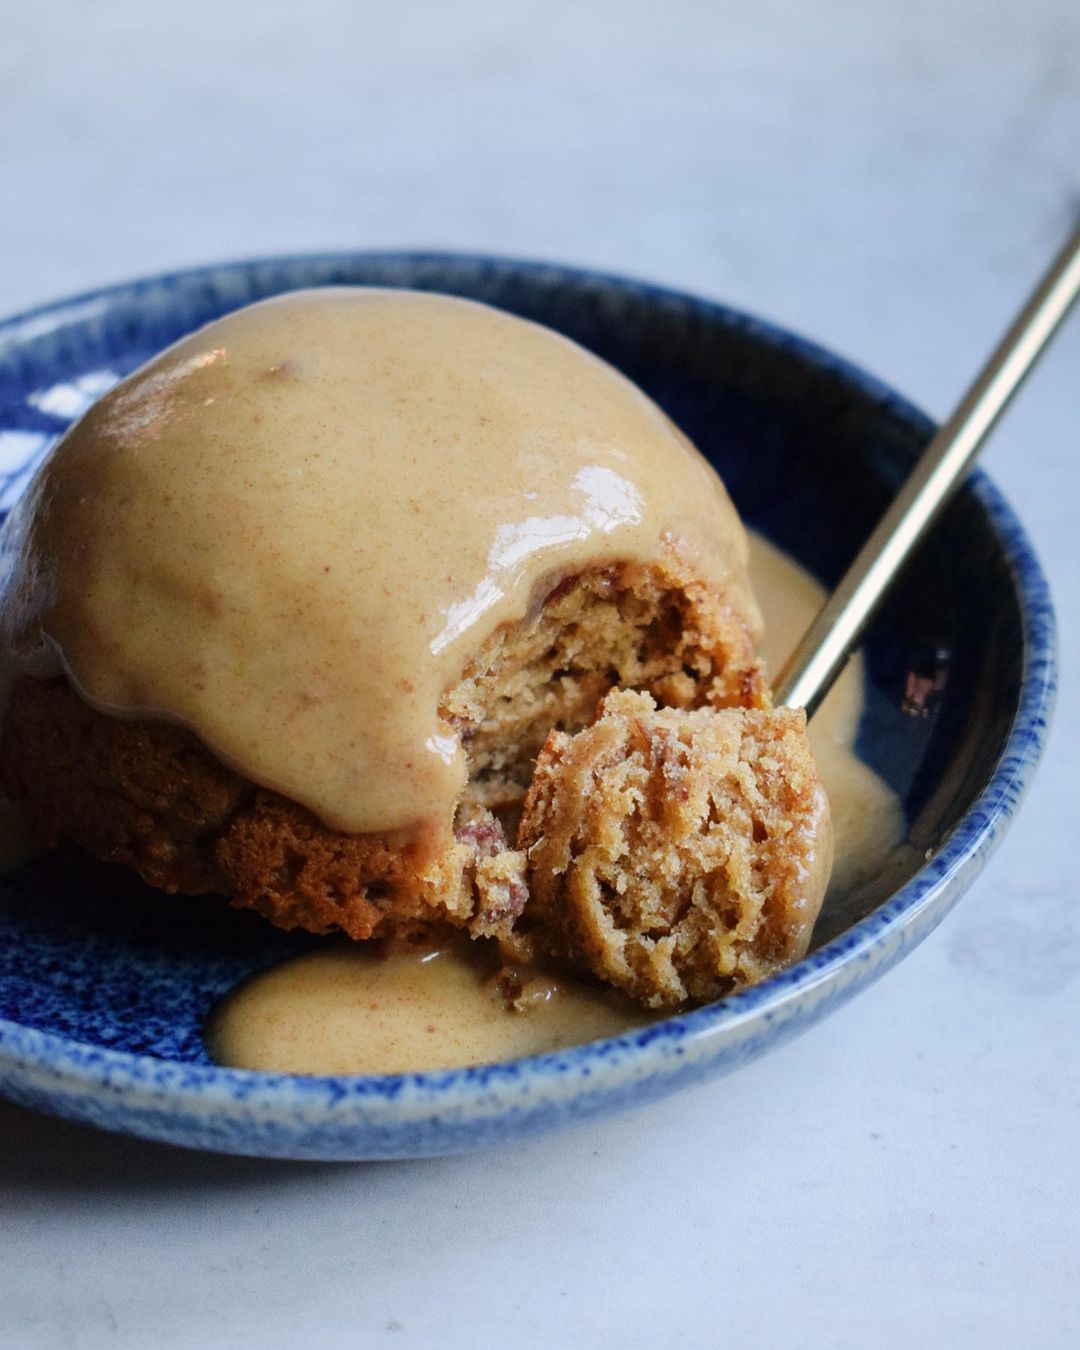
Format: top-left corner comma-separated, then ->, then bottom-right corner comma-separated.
775,220 -> 1080,718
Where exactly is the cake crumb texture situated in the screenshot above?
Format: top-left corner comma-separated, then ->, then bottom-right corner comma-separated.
517,690 -> 832,1007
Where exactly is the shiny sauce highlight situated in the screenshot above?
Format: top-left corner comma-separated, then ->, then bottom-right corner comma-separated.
0,288 -> 756,836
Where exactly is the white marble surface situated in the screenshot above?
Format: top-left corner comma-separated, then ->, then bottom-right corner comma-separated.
1,2 -> 1077,1345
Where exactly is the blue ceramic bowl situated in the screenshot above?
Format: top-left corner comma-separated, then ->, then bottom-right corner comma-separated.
0,254 -> 1056,1159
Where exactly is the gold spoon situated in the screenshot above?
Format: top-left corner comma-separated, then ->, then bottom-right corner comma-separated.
776,221 -> 1080,717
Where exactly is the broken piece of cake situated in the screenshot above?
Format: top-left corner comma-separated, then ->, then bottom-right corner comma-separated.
518,690 -> 832,1008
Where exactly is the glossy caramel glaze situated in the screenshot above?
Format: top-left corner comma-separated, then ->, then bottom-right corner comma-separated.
0,288 -> 756,834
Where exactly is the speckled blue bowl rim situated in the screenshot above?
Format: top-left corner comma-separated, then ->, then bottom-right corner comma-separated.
0,252 -> 1058,1139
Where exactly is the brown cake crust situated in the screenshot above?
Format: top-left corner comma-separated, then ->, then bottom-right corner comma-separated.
0,557 -> 763,954
516,690 -> 832,1007
1,675 -> 528,944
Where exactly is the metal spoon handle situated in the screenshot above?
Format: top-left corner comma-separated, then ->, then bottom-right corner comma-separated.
775,221 -> 1080,717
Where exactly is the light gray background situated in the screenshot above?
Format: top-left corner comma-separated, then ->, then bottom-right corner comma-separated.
1,2 -> 1077,1346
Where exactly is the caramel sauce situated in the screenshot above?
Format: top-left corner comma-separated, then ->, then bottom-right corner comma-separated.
206,940 -> 648,1075
0,288 -> 755,835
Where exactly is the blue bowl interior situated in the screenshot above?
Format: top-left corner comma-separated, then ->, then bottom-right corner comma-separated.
0,255 -> 1026,1062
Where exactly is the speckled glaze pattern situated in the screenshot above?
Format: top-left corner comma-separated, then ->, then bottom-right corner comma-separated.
0,254 -> 1056,1159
